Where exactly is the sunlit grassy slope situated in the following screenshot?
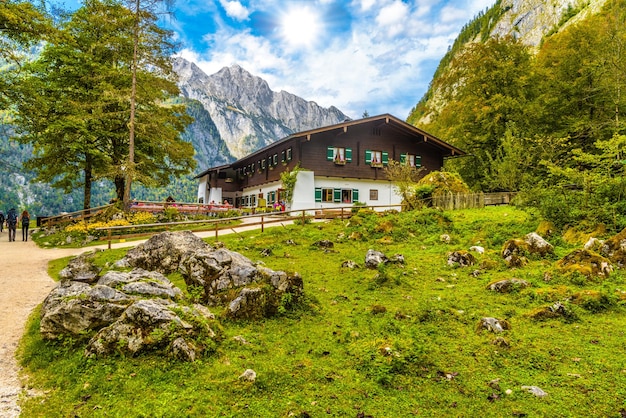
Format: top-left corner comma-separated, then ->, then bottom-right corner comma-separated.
19,206 -> 626,417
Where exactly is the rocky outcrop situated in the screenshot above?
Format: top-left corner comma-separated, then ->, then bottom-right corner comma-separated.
557,249 -> 612,278
40,231 -> 305,359
502,233 -> 553,267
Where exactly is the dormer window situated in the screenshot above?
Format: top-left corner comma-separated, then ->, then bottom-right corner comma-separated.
326,146 -> 352,165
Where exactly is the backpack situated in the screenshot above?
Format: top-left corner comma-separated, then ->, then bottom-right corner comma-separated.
7,210 -> 17,226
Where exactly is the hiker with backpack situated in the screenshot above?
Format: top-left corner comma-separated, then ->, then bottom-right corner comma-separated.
6,208 -> 17,242
21,210 -> 30,241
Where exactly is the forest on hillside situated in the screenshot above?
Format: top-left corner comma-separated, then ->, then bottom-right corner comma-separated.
409,0 -> 626,232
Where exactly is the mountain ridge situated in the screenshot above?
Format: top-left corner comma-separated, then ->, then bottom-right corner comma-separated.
174,57 -> 349,167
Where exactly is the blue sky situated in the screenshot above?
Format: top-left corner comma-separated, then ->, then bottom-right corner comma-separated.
51,0 -> 494,119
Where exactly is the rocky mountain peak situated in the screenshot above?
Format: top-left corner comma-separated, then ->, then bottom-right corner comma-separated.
174,57 -> 349,162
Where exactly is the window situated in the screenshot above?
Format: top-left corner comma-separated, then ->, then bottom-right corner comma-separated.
260,159 -> 266,170
286,147 -> 292,161
272,154 -> 278,166
400,153 -> 422,167
326,146 -> 352,165
250,194 -> 256,207
370,189 -> 378,200
365,150 -> 388,167
281,150 -> 286,163
315,188 -> 359,203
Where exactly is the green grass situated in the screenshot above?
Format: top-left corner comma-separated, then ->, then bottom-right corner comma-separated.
19,206 -> 626,417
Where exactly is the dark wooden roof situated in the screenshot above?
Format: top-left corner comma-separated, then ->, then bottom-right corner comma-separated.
195,113 -> 464,178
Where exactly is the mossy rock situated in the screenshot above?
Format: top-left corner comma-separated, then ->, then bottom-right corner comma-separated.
599,226 -> 626,266
533,286 -> 571,302
570,290 -> 616,313
528,302 -> 577,322
377,236 -> 394,245
375,220 -> 394,233
557,249 -> 612,278
536,220 -> 556,238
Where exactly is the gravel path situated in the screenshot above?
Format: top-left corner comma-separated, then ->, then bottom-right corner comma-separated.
0,234 -> 84,417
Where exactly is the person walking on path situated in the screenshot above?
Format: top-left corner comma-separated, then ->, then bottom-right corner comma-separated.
21,210 -> 30,242
0,210 -> 4,233
6,208 -> 17,242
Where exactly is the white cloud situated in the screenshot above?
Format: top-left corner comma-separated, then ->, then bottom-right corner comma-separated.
178,0 -> 489,119
219,0 -> 250,21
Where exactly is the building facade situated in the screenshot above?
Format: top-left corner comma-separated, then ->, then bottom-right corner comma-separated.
195,114 -> 465,211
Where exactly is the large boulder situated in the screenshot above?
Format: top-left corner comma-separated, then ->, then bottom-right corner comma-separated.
447,250 -> 476,267
179,247 -> 304,319
40,269 -> 182,340
123,231 -> 211,273
486,278 -> 530,293
85,299 -> 220,361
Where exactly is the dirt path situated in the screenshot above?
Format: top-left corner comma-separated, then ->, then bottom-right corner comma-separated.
0,233 -> 84,417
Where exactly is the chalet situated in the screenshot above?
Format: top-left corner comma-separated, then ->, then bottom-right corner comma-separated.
195,114 -> 465,211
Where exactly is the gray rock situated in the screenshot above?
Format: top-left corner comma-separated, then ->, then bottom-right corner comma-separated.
521,385 -> 548,397
58,252 -> 101,283
469,245 -> 485,254
478,317 -> 510,333
124,231 -> 210,273
583,237 -> 603,251
525,232 -> 554,256
228,287 -> 266,319
97,268 -> 182,299
447,251 -> 476,267
85,299 -> 220,360
40,281 -> 130,339
365,249 -> 387,269
341,260 -> 359,269
239,368 -> 257,382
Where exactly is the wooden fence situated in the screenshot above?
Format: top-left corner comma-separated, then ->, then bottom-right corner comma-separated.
431,192 -> 515,210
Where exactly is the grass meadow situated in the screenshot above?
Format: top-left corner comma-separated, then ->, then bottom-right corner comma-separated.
19,206 -> 626,417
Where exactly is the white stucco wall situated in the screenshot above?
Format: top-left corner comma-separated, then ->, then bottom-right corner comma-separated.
221,171 -> 403,211
313,177 -> 402,209
197,176 -> 208,203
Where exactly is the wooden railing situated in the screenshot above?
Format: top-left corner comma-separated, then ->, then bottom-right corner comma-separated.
40,204 -> 114,227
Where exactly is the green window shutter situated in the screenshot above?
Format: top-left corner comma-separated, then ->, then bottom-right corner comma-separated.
382,151 -> 389,166
287,148 -> 292,161
273,154 -> 278,165
281,151 -> 286,162
315,188 -> 322,202
352,189 -> 359,202
345,148 -> 352,162
327,146 -> 334,161
365,150 -> 372,164
415,155 -> 422,167
333,188 -> 341,202
400,153 -> 406,164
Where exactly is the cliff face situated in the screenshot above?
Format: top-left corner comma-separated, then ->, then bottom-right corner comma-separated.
409,0 -> 608,125
174,58 -> 349,168
490,0 -> 608,47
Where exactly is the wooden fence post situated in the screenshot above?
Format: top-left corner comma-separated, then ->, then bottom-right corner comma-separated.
261,215 -> 265,233
107,229 -> 111,250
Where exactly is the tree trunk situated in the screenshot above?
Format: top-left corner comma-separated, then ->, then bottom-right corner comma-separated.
123,0 -> 140,210
115,175 -> 125,203
83,158 -> 92,211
